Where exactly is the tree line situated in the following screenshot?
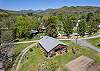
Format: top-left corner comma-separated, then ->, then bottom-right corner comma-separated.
0,12 -> 100,40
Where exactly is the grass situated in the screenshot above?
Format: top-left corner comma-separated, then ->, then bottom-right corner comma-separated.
18,40 -> 100,71
12,43 -> 33,59
7,43 -> 34,71
88,37 -> 100,48
60,40 -> 75,46
17,38 -> 40,42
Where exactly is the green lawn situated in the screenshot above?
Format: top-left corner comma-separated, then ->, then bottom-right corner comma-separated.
18,40 -> 100,71
88,37 -> 100,48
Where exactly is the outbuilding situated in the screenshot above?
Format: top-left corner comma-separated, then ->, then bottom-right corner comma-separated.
28,29 -> 38,38
66,55 -> 95,71
38,36 -> 68,57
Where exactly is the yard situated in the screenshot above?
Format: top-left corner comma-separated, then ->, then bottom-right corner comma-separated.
88,37 -> 100,48
6,43 -> 34,71
16,38 -> 40,42
18,40 -> 100,71
12,43 -> 34,57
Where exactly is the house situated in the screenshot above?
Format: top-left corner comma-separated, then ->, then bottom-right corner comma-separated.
38,36 -> 68,57
66,55 -> 95,71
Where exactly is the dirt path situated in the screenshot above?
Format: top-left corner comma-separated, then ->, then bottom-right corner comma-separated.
11,43 -> 37,71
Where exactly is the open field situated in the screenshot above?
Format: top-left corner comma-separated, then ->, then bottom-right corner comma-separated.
18,40 -> 100,71
88,37 -> 100,48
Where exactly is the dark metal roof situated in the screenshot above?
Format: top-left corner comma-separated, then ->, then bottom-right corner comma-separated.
30,30 -> 38,34
39,36 -> 67,52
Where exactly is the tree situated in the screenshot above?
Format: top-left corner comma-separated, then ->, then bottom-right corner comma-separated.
78,19 -> 86,36
86,13 -> 98,35
86,13 -> 94,22
43,16 -> 58,37
31,16 -> 41,31
16,16 -> 32,38
63,18 -> 73,36
87,20 -> 98,35
46,24 -> 58,38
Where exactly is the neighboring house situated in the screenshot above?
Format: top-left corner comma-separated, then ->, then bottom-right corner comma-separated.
66,55 -> 96,71
30,29 -> 38,37
38,36 -> 68,57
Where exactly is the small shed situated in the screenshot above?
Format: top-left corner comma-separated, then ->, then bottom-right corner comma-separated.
38,36 -> 68,57
66,55 -> 95,71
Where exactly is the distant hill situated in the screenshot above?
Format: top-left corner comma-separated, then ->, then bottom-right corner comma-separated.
41,6 -> 100,15
0,9 -> 43,15
0,6 -> 100,15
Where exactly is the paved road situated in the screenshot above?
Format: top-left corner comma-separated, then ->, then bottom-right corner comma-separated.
59,33 -> 100,52
71,39 -> 100,52
59,34 -> 100,41
11,43 -> 37,71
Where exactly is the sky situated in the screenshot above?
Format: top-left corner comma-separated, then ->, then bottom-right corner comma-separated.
0,0 -> 100,11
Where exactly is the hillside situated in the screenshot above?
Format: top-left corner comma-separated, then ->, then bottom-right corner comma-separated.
42,6 -> 100,14
0,6 -> 100,15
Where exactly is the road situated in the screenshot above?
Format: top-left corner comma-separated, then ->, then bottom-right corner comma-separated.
58,33 -> 100,52
59,33 -> 100,40
11,43 -> 37,71
71,39 -> 100,52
